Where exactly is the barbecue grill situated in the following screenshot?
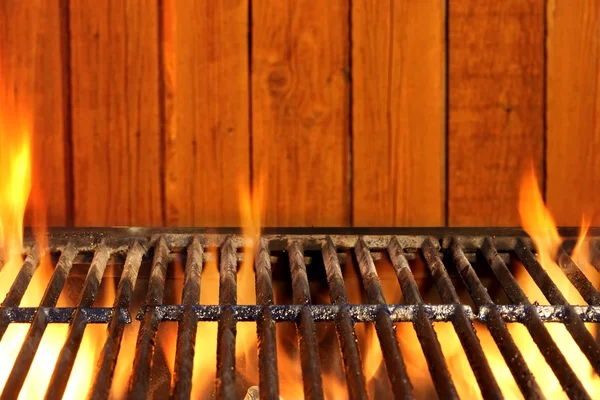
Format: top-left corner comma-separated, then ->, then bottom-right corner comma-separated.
1,227 -> 599,400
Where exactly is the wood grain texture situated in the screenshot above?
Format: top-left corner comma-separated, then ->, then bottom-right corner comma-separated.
252,0 -> 350,226
69,0 -> 162,226
352,0 -> 445,226
448,0 -> 545,226
163,0 -> 249,226
547,1 -> 600,225
0,1 -> 68,226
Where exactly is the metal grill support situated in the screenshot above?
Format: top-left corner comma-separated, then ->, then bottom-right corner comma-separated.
45,243 -> 111,399
354,238 -> 413,397
288,241 -> 324,399
129,238 -> 169,399
322,238 -> 369,400
0,228 -> 598,400
387,238 -> 458,399
89,241 -> 144,399
172,237 -> 204,399
216,237 -> 238,399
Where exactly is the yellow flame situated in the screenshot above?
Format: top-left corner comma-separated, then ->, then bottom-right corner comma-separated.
0,75 -> 103,397
236,174 -> 264,387
515,163 -> 600,398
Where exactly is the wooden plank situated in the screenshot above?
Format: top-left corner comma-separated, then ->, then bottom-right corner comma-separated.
163,0 -> 249,226
70,0 -> 162,226
352,0 -> 445,226
0,0 -> 68,226
252,0 -> 350,226
448,1 -> 545,226
547,1 -> 600,226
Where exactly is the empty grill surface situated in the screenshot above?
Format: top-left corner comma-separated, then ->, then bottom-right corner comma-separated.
1,227 -> 600,400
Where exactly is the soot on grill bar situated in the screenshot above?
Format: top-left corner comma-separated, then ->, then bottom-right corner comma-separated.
0,227 -> 599,400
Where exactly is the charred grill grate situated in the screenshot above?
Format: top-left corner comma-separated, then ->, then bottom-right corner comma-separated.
1,227 -> 600,399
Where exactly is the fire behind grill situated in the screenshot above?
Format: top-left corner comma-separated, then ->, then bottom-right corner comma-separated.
1,227 -> 600,399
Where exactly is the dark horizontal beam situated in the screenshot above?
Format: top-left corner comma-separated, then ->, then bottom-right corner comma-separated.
24,226 -> 594,240
3,303 -> 594,324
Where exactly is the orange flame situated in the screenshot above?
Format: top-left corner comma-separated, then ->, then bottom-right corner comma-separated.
0,75 -> 103,397
515,164 -> 600,398
236,175 -> 263,389
407,164 -> 600,399
420,164 -> 600,399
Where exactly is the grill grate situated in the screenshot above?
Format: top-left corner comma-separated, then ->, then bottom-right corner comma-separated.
1,227 -> 600,399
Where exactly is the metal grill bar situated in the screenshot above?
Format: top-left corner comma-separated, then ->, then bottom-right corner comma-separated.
514,239 -> 600,374
288,241 -> 324,400
216,237 -> 238,399
481,238 -> 590,399
449,240 -> 543,399
590,240 -> 600,273
132,303 -> 600,323
128,238 -> 169,399
0,243 -> 77,399
321,238 -> 368,400
255,239 -> 280,399
0,246 -> 41,339
387,238 -> 458,399
1,303 -> 598,324
88,241 -> 144,400
421,238 -> 503,400
354,238 -> 413,397
45,243 -> 111,399
556,247 -> 600,305
172,236 -> 203,399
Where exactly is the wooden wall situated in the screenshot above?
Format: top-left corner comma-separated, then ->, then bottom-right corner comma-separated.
2,0 -> 599,227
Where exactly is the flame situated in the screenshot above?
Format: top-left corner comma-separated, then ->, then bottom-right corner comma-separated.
110,319 -> 139,398
515,164 -> 600,398
0,76 -> 103,397
235,175 -> 262,390
190,253 -> 219,398
419,165 -> 600,399
237,175 -> 326,399
414,164 -> 600,399
0,97 -> 32,298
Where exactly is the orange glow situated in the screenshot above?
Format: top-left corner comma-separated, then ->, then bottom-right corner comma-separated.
63,278 -> 112,399
110,321 -> 139,398
191,256 -> 219,398
395,323 -> 434,399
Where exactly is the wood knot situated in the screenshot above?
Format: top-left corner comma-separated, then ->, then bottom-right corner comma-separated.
267,68 -> 290,95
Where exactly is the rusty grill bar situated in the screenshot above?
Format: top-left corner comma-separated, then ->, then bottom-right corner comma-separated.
0,227 -> 599,399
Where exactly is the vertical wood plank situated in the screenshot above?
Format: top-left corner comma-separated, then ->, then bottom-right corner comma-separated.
163,0 -> 249,226
448,1 -> 545,226
70,0 -> 162,226
0,0 -> 68,226
252,0 -> 350,226
547,1 -> 600,225
352,1 -> 445,226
